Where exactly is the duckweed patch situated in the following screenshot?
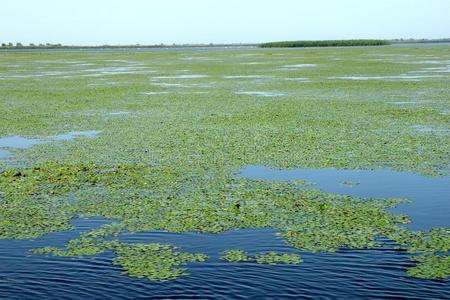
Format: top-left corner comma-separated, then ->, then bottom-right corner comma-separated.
407,255 -> 450,280
113,243 -> 208,282
221,250 -> 251,262
255,252 -> 303,265
221,250 -> 302,265
34,240 -> 208,282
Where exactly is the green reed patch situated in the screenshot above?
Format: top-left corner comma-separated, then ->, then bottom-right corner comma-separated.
260,39 -> 390,48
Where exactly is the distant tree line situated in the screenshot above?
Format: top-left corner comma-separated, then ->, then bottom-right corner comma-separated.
259,39 -> 390,48
0,43 -> 63,48
0,43 -> 256,49
389,38 -> 450,44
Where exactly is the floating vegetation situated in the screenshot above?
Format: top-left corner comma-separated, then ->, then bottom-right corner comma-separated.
34,240 -> 208,282
1,46 -> 449,284
113,243 -> 208,282
221,250 -> 302,265
341,181 -> 360,187
389,227 -> 450,279
1,160 -> 448,280
0,162 -> 148,239
407,255 -> 450,280
281,198 -> 410,253
254,252 -> 303,265
221,250 -> 251,262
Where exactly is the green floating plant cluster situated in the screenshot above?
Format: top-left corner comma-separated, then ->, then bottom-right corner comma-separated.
0,162 -> 149,239
406,255 -> 450,280
113,243 -> 208,282
221,250 -> 251,262
221,249 -> 302,265
389,227 -> 450,280
0,47 -> 449,284
34,238 -> 207,282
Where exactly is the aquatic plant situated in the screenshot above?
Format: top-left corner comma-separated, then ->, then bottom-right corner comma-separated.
260,39 -> 390,48
388,227 -> 450,279
254,252 -> 302,265
1,46 -> 449,282
34,238 -> 208,281
221,250 -> 302,265
406,255 -> 450,280
221,250 -> 251,262
113,243 -> 208,282
390,227 -> 450,254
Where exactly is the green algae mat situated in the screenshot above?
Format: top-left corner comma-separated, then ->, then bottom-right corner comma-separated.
0,46 -> 449,281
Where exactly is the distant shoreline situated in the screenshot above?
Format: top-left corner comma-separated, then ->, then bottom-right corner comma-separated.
0,43 -> 258,50
0,39 -> 449,52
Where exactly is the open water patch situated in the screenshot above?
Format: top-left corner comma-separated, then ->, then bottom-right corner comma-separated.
224,75 -> 273,79
284,77 -> 310,82
51,131 -> 101,141
0,136 -> 43,149
235,91 -> 286,97
0,131 -> 101,155
331,75 -> 443,81
411,125 -> 450,135
279,64 -> 316,69
0,150 -> 12,159
152,75 -> 209,79
140,91 -> 172,95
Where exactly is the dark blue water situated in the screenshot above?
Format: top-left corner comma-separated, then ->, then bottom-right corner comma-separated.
0,166 -> 449,299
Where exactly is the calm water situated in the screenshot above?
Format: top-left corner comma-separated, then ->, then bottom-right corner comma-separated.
0,166 -> 449,299
0,136 -> 43,149
0,150 -> 12,159
0,131 -> 101,161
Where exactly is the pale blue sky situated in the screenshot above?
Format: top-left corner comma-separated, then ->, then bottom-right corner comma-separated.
1,0 -> 449,45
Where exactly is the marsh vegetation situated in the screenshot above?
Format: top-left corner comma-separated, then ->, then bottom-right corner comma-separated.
259,39 -> 390,48
0,45 -> 449,297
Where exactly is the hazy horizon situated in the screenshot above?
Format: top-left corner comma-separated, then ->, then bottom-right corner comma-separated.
1,0 -> 450,46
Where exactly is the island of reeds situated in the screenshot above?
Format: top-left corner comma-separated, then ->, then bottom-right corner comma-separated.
259,39 -> 390,48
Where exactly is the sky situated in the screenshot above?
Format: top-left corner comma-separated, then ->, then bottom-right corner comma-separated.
1,0 -> 450,45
